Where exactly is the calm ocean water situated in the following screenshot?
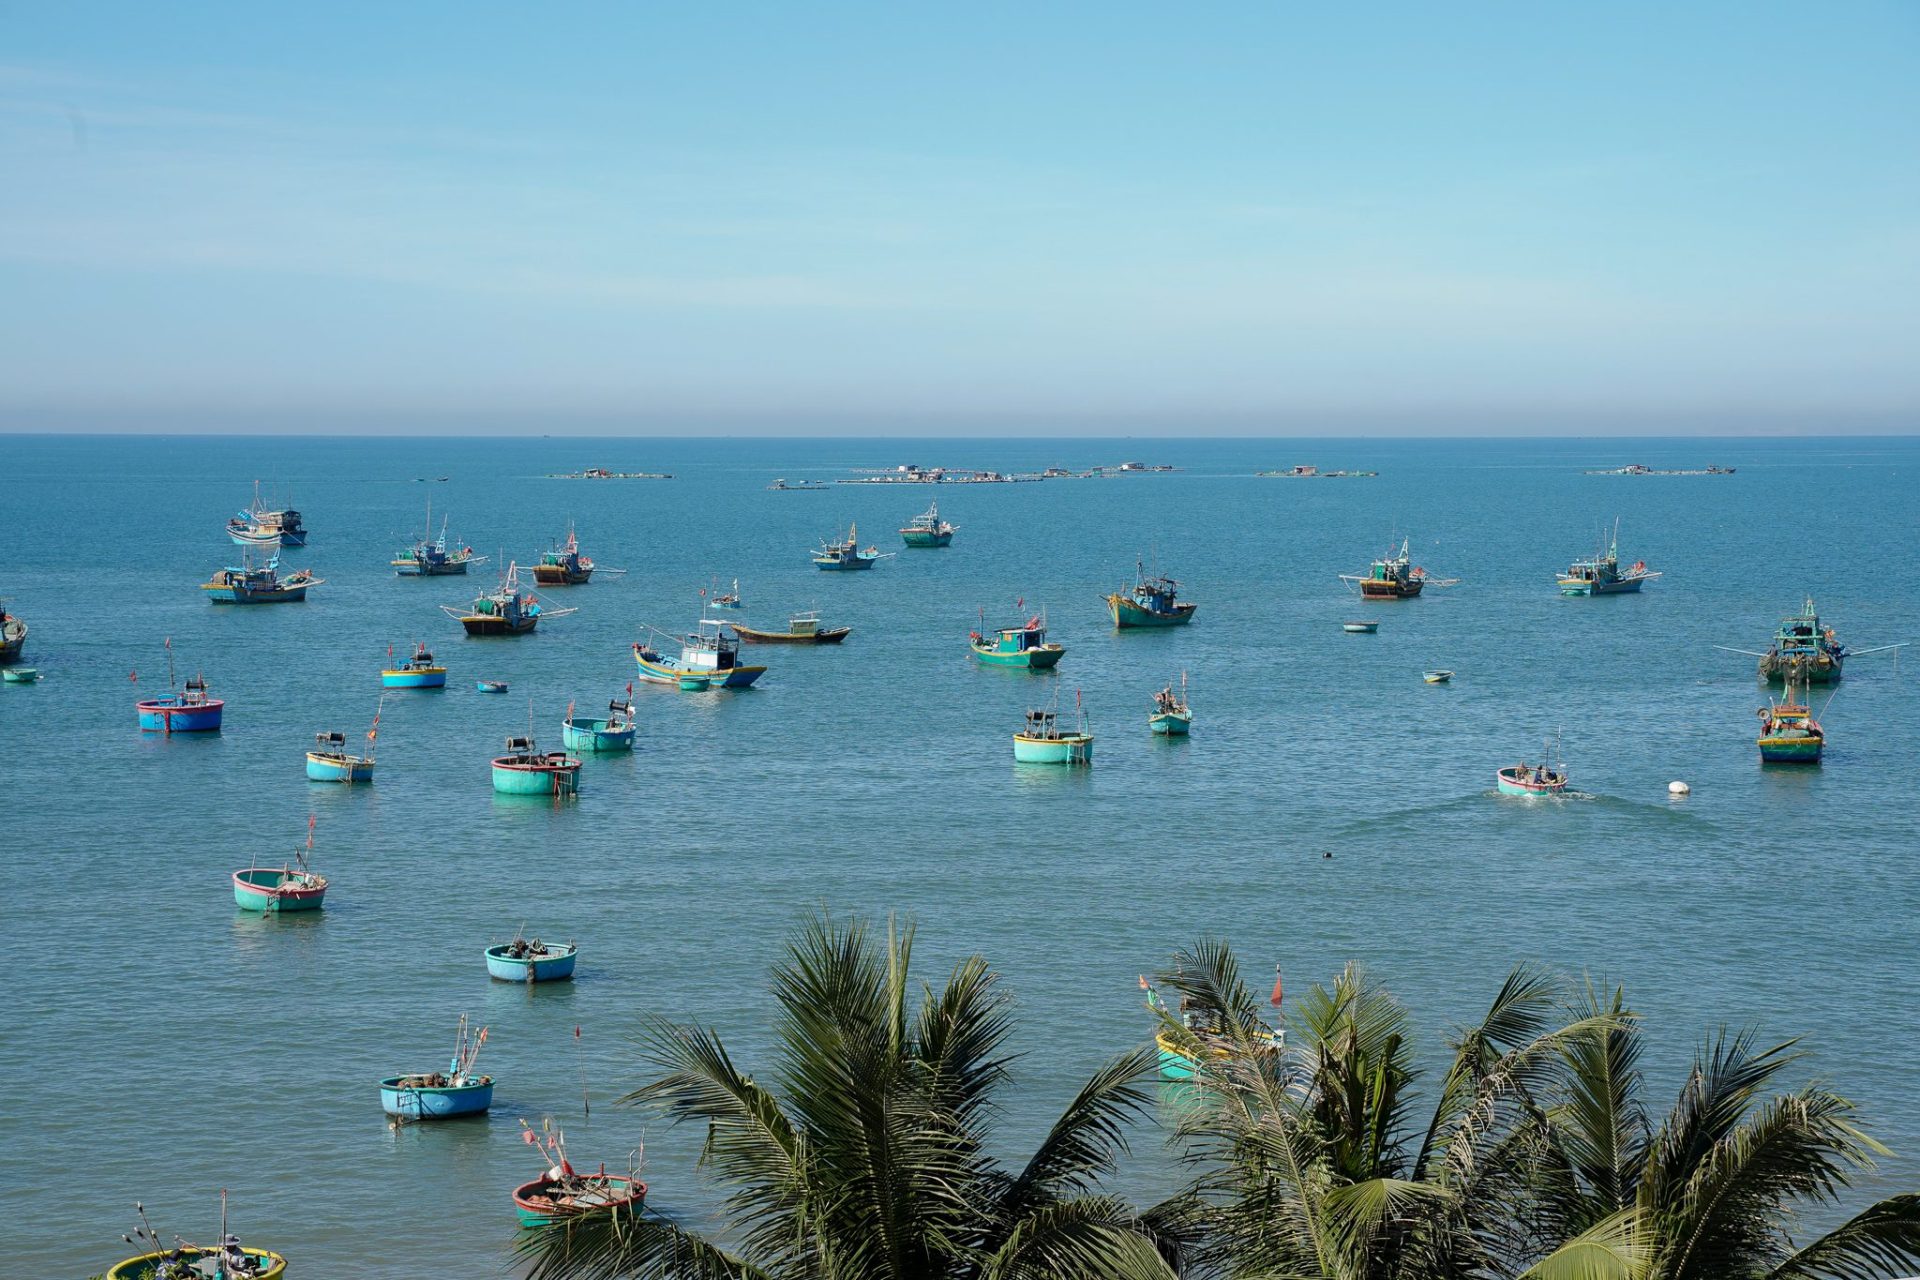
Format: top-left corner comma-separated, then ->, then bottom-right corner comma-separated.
3,434 -> 1916,1276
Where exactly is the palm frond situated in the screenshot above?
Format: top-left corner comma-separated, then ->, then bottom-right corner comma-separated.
915,952 -> 1016,1127
1646,1029 -> 1801,1210
1516,1209 -> 1647,1280
1002,1046 -> 1157,1210
1545,983 -> 1647,1225
1321,1175 -> 1455,1260
518,1206 -> 771,1280
1763,1192 -> 1920,1280
982,1196 -> 1184,1280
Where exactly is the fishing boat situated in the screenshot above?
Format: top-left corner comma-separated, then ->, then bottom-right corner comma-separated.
633,618 -> 767,688
381,642 -> 447,688
492,734 -> 582,796
1340,538 -> 1445,600
531,525 -> 594,585
381,1015 -> 493,1120
2,666 -> 37,684
1757,682 -> 1825,764
137,644 -> 225,733
476,679 -> 510,694
561,695 -> 636,752
1423,669 -> 1454,684
233,816 -> 329,912
1149,674 -> 1192,735
1106,560 -> 1197,627
306,704 -> 379,782
444,563 -> 575,636
202,553 -> 321,604
1715,597 -> 1905,685
1141,969 -> 1285,1082
705,577 -> 744,609
970,610 -> 1066,669
1013,696 -> 1093,764
812,522 -> 885,570
106,1195 -> 287,1280
226,481 -> 307,547
1342,620 -> 1380,634
1558,519 -> 1660,595
0,600 -> 26,664
899,501 -> 956,547
1496,740 -> 1568,797
726,610 -> 852,644
486,935 -> 579,982
513,1121 -> 646,1227
392,504 -> 482,575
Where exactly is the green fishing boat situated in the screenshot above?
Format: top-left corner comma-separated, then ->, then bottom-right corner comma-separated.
970,610 -> 1065,669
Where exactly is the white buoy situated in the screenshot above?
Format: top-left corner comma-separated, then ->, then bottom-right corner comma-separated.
1668,781 -> 1690,796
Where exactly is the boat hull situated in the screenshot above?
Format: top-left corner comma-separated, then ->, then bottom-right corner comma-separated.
1107,595 -> 1197,628
107,1248 -> 287,1280
380,1076 -> 493,1119
513,1175 -> 645,1227
493,758 -> 582,795
532,566 -> 592,585
1759,737 -> 1823,764
306,752 -> 374,783
0,620 -> 26,664
972,645 -> 1066,670
486,944 -> 579,982
1758,653 -> 1841,684
1013,733 -> 1093,764
476,680 -> 510,693
394,559 -> 469,576
634,652 -> 765,688
1496,769 -> 1567,797
1342,622 -> 1379,634
814,558 -> 877,570
728,624 -> 852,644
2,667 -> 37,683
233,868 -> 327,911
1149,711 -> 1191,736
382,668 -> 447,688
1558,576 -> 1645,596
900,530 -> 952,547
138,699 -> 225,733
462,615 -> 537,636
205,583 -> 309,604
562,718 -> 635,752
1359,580 -> 1423,600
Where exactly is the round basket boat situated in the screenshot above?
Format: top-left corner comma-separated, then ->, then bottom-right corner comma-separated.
486,941 -> 578,982
513,1173 -> 646,1227
106,1247 -> 287,1280
380,1074 -> 494,1120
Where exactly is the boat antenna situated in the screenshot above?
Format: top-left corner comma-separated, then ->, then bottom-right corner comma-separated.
165,636 -> 176,690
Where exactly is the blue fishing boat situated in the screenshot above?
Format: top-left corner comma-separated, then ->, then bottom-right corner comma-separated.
493,734 -> 582,796
812,522 -> 885,570
561,695 -> 636,752
393,503 -> 482,576
381,1015 -> 493,1120
970,609 -> 1065,669
202,552 -> 321,604
1149,674 -> 1192,735
136,644 -> 224,732
0,600 -> 26,665
1106,560 -> 1197,627
1716,597 -> 1906,685
476,679 -> 510,694
633,618 -> 767,688
704,577 -> 743,609
233,816 -> 329,912
486,935 -> 579,982
382,642 -> 447,688
444,563 -> 575,636
1558,519 -> 1659,595
226,481 -> 307,547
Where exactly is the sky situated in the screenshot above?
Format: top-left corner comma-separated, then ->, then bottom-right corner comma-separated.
1,3 -> 1916,436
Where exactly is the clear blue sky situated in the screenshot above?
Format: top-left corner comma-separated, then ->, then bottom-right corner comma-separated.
2,3 -> 1915,434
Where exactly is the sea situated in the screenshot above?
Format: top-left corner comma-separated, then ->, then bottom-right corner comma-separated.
2,434 -> 1915,1277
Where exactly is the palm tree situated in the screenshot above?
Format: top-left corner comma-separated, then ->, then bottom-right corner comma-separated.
523,914 -> 1184,1280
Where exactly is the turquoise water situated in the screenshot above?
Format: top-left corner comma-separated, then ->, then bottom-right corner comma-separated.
3,435 -> 1917,1276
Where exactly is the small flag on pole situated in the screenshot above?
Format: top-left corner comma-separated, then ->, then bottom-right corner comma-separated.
306,815 -> 316,852
1269,966 -> 1284,1009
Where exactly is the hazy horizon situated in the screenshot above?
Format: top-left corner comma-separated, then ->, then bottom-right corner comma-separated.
4,4 -> 1916,434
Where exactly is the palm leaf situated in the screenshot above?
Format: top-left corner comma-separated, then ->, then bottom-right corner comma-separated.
1763,1192 -> 1920,1280
1516,1209 -> 1647,1280
518,1206 -> 772,1280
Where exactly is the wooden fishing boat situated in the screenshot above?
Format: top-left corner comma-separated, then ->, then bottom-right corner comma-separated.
492,735 -> 582,796
1106,560 -> 1196,627
226,481 -> 306,547
562,696 -> 636,752
1013,700 -> 1093,764
971,611 -> 1065,669
1716,598 -> 1905,685
393,503 -> 481,575
1149,674 -> 1192,735
476,679 -> 510,693
1340,537 -> 1440,600
531,525 -> 594,585
634,618 -> 767,688
812,522 -> 884,570
233,817 -> 328,912
1342,620 -> 1380,634
137,646 -> 224,733
513,1122 -> 645,1227
2,666 -> 36,684
1422,669 -> 1454,684
382,1015 -> 492,1120
726,610 -> 851,644
1558,519 -> 1659,595
1758,682 -> 1824,764
382,642 -> 447,688
487,936 -> 579,982
107,1195 -> 286,1280
203,553 -> 321,604
0,600 -> 26,664
444,563 -> 575,636
899,500 -> 956,547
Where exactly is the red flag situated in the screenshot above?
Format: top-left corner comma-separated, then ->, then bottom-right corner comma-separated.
164,636 -> 172,651
566,699 -> 576,721
306,814 -> 316,852
1015,596 -> 1023,609
574,1025 -> 581,1040
388,643 -> 394,660
1137,974 -> 1149,990
1269,967 -> 1284,1008
625,682 -> 633,696
367,711 -> 380,743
